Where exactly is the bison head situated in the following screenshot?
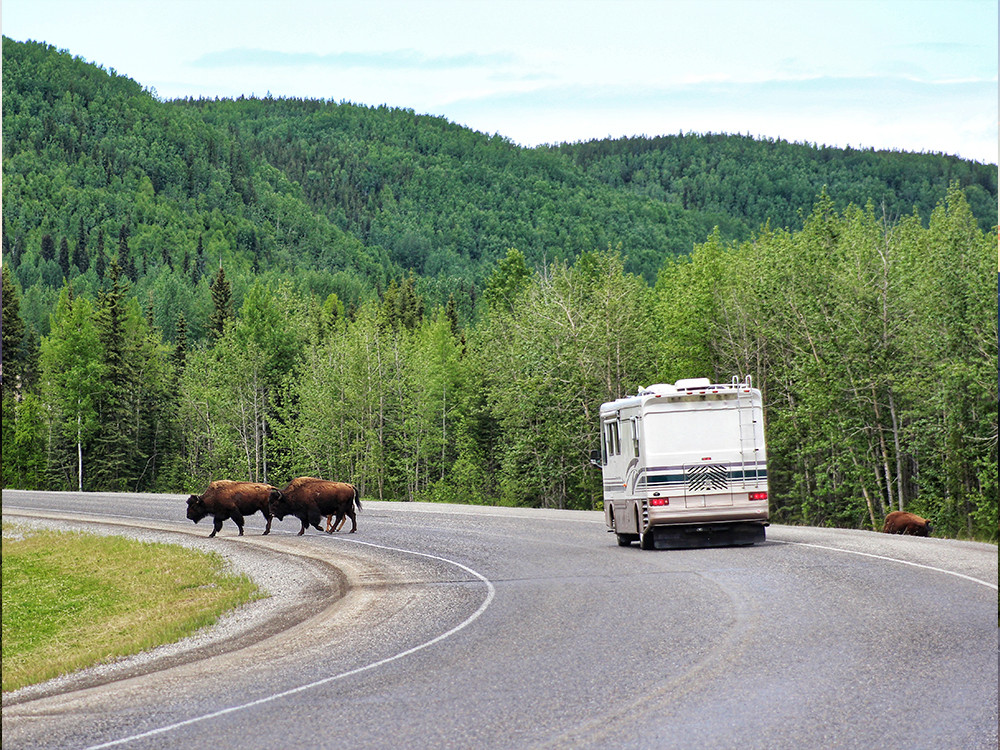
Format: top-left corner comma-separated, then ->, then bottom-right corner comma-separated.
186,495 -> 208,523
268,489 -> 289,520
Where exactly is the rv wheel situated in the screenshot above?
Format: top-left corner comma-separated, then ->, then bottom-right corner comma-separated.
610,510 -> 632,545
639,527 -> 655,550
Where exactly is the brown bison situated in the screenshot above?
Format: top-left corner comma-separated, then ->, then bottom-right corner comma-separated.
186,480 -> 276,537
882,510 -> 932,536
268,476 -> 362,536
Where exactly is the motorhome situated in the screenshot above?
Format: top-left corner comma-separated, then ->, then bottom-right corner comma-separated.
596,377 -> 769,549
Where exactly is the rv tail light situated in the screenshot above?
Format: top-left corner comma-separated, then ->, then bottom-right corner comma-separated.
749,492 -> 767,501
649,497 -> 669,506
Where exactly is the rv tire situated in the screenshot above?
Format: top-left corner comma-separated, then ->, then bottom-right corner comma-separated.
639,526 -> 655,550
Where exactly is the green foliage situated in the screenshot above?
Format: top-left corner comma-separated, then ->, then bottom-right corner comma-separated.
8,37 -> 994,343
554,133 -> 997,235
36,272 -> 178,491
658,189 -> 997,538
39,286 -> 104,489
2,266 -> 27,396
207,265 -> 233,341
477,250 -> 656,509
1,393 -> 48,489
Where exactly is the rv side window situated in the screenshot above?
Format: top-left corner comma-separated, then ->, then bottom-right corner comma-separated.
600,424 -> 608,464
604,421 -> 621,457
631,418 -> 640,457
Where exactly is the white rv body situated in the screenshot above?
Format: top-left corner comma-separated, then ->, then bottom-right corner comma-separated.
598,377 -> 769,549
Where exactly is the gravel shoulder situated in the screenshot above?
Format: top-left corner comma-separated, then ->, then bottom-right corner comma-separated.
2,510 -> 347,707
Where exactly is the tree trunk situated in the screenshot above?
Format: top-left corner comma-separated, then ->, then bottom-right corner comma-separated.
887,388 -> 905,511
77,412 -> 83,492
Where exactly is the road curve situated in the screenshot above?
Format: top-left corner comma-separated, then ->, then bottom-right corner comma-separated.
2,490 -> 997,750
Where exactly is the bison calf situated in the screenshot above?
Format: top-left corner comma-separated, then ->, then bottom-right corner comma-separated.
269,477 -> 362,536
882,510 -> 932,536
186,480 -> 276,538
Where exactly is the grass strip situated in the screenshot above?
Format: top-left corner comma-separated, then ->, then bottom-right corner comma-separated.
2,523 -> 262,693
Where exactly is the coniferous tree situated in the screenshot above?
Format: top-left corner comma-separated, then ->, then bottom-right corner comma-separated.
161,312 -> 189,486
132,303 -> 172,490
1,217 -> 13,268
208,265 -> 233,341
94,228 -> 107,279
118,224 -> 137,282
193,235 -> 206,284
173,313 -> 188,375
58,237 -> 72,278
2,266 -> 27,398
445,294 -> 460,338
92,257 -> 133,489
40,234 -> 55,262
75,218 -> 88,273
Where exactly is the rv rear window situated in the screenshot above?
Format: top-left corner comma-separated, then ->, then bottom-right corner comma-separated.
644,408 -> 740,455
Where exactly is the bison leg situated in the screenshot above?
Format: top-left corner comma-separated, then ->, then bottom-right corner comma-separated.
307,509 -> 324,533
332,514 -> 347,532
345,511 -> 357,533
325,514 -> 335,533
262,512 -> 272,536
210,516 -> 225,538
232,510 -> 246,536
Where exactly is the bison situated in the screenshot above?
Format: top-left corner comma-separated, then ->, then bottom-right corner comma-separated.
186,480 -> 276,537
268,476 -> 362,536
882,510 -> 932,536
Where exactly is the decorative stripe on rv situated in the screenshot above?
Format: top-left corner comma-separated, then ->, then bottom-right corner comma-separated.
603,463 -> 767,494
641,464 -> 768,490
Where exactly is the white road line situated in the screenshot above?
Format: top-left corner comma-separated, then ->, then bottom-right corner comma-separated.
85,539 -> 496,750
785,541 -> 998,591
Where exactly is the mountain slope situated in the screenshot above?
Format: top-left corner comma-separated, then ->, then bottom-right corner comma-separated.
3,36 -> 996,337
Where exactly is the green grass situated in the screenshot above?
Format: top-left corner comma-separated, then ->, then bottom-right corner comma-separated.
1,523 -> 262,693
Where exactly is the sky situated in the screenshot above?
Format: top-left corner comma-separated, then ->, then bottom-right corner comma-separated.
3,0 -> 998,164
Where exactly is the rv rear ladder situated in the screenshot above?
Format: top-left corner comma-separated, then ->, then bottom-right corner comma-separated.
736,388 -> 758,488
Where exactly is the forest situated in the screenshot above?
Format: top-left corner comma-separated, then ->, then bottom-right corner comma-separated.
2,38 -> 997,539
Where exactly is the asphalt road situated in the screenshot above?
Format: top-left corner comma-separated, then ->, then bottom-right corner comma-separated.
2,490 -> 997,750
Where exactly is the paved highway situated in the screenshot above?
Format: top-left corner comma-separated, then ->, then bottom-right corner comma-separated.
2,490 -> 997,750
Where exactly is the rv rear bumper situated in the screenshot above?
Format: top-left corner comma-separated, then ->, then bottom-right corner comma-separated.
646,503 -> 769,526
648,521 -> 767,549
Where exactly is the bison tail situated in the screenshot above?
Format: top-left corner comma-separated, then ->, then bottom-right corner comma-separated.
353,485 -> 362,512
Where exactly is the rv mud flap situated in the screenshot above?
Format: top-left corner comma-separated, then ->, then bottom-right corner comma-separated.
650,522 -> 766,550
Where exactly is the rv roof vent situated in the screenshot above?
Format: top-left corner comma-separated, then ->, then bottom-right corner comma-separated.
674,378 -> 712,390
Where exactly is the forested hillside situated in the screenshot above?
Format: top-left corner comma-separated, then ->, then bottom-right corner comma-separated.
552,133 -> 997,236
3,38 -> 996,338
2,38 -> 996,539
